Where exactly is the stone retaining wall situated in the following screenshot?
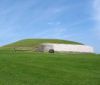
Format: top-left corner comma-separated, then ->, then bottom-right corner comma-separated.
39,43 -> 94,53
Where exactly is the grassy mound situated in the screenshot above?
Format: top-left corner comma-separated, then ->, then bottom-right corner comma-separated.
0,39 -> 83,51
0,51 -> 99,85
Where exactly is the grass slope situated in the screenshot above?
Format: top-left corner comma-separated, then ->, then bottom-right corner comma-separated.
0,39 -> 83,50
0,51 -> 100,85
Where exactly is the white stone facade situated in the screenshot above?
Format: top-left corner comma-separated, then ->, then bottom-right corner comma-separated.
39,43 -> 94,53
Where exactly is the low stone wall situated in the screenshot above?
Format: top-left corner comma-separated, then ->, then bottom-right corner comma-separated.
40,43 -> 94,53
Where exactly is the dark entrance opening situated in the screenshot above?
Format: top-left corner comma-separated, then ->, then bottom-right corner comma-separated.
49,49 -> 55,53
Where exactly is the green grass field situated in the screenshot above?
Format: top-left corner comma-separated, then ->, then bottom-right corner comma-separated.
0,39 -> 99,85
0,51 -> 100,85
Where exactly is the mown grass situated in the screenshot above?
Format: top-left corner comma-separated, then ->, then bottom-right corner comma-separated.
0,51 -> 100,85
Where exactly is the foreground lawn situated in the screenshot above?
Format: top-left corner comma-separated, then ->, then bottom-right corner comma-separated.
0,52 -> 100,85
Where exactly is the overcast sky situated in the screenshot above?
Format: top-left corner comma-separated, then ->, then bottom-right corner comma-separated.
0,0 -> 100,53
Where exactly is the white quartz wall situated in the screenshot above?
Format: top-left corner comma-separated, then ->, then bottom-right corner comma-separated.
42,43 -> 94,53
